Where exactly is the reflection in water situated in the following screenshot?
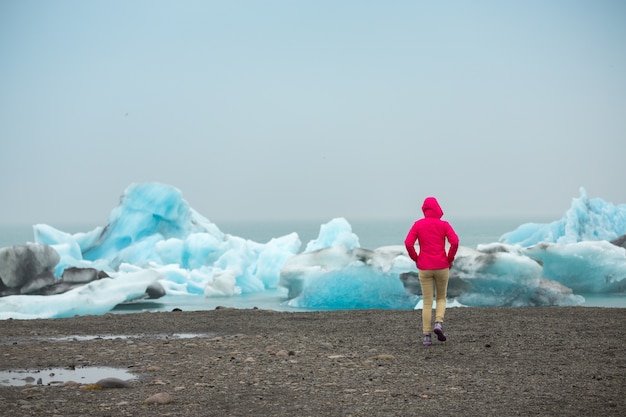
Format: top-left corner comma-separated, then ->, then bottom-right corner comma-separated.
44,332 -> 216,341
0,332 -> 216,345
0,366 -> 136,387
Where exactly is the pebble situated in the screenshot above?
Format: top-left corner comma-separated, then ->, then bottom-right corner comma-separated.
95,377 -> 132,388
144,392 -> 174,404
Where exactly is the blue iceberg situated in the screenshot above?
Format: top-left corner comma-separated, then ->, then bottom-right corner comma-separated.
0,182 -> 625,319
501,187 -> 626,246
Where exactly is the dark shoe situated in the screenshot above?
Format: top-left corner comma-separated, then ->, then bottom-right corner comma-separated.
422,333 -> 432,347
434,322 -> 447,342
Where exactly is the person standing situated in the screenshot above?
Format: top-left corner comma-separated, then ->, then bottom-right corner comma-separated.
404,197 -> 459,347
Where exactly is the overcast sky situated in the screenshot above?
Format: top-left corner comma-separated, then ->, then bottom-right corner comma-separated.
1,0 -> 625,227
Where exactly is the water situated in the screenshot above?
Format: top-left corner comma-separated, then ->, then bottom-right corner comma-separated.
0,367 -> 136,387
112,288 -> 299,313
1,218 -> 624,309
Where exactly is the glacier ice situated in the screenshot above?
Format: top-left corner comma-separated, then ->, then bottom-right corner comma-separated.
0,269 -> 163,320
450,245 -> 584,307
500,187 -> 626,246
280,245 -> 417,309
522,241 -> 626,293
0,182 -> 625,319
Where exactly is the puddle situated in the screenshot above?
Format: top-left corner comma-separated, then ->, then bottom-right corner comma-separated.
44,333 -> 215,342
1,333 -> 218,347
0,367 -> 136,387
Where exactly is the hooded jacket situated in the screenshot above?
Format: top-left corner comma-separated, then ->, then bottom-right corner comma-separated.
404,197 -> 459,270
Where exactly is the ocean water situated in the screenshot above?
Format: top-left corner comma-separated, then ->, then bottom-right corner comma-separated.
1,217 -> 624,310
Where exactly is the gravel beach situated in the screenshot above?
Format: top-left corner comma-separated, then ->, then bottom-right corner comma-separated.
1,307 -> 624,416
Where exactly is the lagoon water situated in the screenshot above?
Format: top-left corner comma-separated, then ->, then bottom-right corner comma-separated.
3,216 -> 622,310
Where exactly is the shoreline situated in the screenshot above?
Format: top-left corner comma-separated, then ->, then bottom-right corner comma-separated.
1,307 -> 625,416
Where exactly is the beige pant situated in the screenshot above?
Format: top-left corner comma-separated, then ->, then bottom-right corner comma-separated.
418,268 -> 450,334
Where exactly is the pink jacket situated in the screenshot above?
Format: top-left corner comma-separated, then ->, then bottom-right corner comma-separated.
404,197 -> 459,270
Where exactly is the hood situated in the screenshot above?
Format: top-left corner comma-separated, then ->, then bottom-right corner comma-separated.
422,197 -> 443,219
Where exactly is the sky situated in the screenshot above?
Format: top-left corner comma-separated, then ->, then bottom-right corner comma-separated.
1,0 -> 625,228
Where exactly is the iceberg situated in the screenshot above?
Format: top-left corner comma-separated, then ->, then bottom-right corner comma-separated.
280,245 -> 418,309
500,187 -> 626,246
449,245 -> 584,307
522,241 -> 626,293
0,269 -> 163,320
0,182 -> 625,319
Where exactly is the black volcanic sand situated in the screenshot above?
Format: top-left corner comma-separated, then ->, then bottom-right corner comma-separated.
0,307 -> 624,416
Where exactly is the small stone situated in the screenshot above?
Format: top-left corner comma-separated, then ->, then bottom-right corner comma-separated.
151,379 -> 168,385
374,354 -> 395,360
144,392 -> 174,404
95,377 -> 132,389
80,384 -> 103,390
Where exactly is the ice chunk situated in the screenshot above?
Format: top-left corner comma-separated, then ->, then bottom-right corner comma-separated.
501,187 -> 626,246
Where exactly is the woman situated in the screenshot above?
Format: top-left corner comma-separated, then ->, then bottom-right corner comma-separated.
404,197 -> 459,347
